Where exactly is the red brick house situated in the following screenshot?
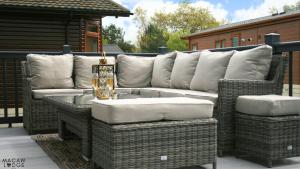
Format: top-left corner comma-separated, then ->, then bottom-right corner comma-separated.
182,11 -> 300,95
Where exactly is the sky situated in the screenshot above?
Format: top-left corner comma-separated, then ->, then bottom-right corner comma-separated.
103,0 -> 300,43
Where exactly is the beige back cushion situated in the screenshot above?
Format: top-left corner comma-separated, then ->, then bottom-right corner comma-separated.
190,50 -> 235,93
74,56 -> 116,89
117,55 -> 155,88
151,52 -> 177,88
27,54 -> 74,89
224,45 -> 273,80
170,51 -> 201,89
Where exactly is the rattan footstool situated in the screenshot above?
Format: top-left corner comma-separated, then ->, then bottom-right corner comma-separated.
235,95 -> 300,168
91,97 -> 217,169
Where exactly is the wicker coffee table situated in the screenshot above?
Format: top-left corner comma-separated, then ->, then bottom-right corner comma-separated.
43,93 -> 141,160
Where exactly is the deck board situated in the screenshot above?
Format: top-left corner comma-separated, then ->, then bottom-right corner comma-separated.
0,127 -> 300,169
0,128 -> 59,169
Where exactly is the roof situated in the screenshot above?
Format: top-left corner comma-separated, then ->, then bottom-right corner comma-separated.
183,10 -> 300,39
0,0 -> 132,17
103,44 -> 123,53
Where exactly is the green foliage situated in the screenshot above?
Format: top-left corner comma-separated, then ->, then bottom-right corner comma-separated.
133,7 -> 148,35
152,3 -> 220,33
102,24 -> 135,52
139,24 -> 167,53
166,31 -> 189,51
102,24 -> 124,44
270,1 -> 300,14
283,2 -> 300,12
134,3 -> 220,52
118,41 -> 136,53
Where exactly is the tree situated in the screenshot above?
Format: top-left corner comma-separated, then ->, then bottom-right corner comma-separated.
139,24 -> 167,53
152,3 -> 220,33
133,7 -> 148,36
118,41 -> 136,53
102,24 -> 135,52
102,24 -> 124,44
283,2 -> 300,12
133,3 -> 220,52
269,1 -> 300,14
166,31 -> 189,51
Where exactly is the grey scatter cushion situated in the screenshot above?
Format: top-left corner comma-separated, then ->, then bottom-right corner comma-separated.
190,50 -> 235,93
170,51 -> 201,89
117,55 -> 155,88
151,52 -> 177,88
74,56 -> 115,88
27,54 -> 74,89
224,45 -> 273,80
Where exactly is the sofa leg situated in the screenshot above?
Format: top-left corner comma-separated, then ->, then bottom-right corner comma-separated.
217,150 -> 223,157
267,160 -> 272,168
91,161 -> 97,169
213,160 -> 217,169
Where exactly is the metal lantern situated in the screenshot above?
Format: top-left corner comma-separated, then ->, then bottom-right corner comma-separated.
91,52 -> 115,100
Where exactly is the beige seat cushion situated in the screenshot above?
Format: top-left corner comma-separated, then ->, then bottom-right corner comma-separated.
184,91 -> 218,105
117,55 -> 155,88
143,88 -> 218,104
151,52 -> 177,88
170,52 -> 201,89
115,88 -> 140,95
74,56 -> 116,88
32,89 -> 84,99
139,88 -> 160,98
92,97 -> 214,124
27,54 -> 74,89
236,95 -> 300,116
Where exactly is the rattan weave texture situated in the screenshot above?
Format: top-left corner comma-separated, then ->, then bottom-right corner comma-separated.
92,119 -> 217,169
235,113 -> 300,167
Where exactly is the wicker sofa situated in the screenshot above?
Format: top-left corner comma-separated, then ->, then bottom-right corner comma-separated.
21,45 -> 287,155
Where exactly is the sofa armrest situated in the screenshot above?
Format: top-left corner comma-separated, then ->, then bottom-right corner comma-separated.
21,61 -> 29,78
217,79 -> 279,112
22,77 -> 33,101
215,79 -> 281,154
218,79 -> 279,97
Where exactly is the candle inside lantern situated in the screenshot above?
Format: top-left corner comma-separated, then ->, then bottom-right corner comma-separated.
100,51 -> 107,64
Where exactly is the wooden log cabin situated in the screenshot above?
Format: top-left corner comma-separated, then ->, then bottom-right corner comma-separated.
0,0 -> 131,108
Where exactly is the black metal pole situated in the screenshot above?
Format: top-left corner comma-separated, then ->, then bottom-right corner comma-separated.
288,51 -> 293,96
13,59 -> 19,118
2,59 -> 9,127
158,46 -> 168,54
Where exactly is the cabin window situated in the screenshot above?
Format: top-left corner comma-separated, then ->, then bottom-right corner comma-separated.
85,21 -> 100,52
191,43 -> 198,51
215,39 -> 225,48
232,36 -> 240,47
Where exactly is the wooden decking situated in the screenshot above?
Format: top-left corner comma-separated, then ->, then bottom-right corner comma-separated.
0,128 -> 59,169
0,127 -> 300,169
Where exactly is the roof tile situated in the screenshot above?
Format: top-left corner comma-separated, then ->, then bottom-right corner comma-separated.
0,0 -> 131,16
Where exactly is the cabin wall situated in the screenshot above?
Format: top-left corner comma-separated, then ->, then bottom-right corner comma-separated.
0,12 -> 82,108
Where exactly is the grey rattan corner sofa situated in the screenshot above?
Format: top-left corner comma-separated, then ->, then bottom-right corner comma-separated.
21,46 -> 287,156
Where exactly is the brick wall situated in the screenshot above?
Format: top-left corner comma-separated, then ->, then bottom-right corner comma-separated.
189,19 -> 300,84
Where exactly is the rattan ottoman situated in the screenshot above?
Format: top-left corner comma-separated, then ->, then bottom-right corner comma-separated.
235,95 -> 300,168
91,97 -> 217,169
92,119 -> 217,169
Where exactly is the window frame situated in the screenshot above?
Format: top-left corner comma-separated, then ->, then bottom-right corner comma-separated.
231,33 -> 241,47
191,43 -> 198,51
215,39 -> 226,48
85,20 -> 101,52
